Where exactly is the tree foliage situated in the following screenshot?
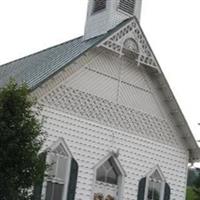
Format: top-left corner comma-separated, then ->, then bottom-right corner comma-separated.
186,168 -> 200,200
192,174 -> 200,200
0,81 -> 46,200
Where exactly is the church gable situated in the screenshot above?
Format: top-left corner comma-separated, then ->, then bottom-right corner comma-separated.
37,47 -> 184,149
1,1 -> 200,200
64,48 -> 162,117
14,14 -> 197,161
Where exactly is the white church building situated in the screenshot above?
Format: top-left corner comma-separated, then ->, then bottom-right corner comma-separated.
0,0 -> 200,200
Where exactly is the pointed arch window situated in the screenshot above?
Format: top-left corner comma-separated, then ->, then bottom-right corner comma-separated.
93,0 -> 107,13
94,153 -> 126,200
96,157 -> 118,185
33,138 -> 78,200
118,0 -> 136,15
137,166 -> 170,200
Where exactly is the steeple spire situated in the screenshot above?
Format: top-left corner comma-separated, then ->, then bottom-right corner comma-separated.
84,0 -> 143,40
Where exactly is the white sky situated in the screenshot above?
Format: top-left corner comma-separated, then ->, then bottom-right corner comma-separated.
0,0 -> 200,165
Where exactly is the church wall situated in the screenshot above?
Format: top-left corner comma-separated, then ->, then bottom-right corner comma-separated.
40,105 -> 188,200
31,48 -> 103,99
34,47 -> 187,148
60,48 -> 185,148
65,49 -> 163,117
33,47 -> 190,200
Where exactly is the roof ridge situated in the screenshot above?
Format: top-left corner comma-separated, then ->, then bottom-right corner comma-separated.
0,36 -> 82,68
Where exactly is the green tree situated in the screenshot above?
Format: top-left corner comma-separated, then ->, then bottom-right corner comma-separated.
193,174 -> 200,200
0,81 -> 46,200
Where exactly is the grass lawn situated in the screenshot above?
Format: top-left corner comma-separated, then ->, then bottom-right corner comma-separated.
186,187 -> 197,200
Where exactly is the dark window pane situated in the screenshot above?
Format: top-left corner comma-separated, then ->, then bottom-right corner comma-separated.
45,182 -> 53,200
97,165 -> 106,182
96,158 -> 119,185
148,180 -> 161,200
107,168 -> 118,185
93,0 -> 106,13
103,160 -> 112,170
53,183 -> 64,200
45,182 -> 63,200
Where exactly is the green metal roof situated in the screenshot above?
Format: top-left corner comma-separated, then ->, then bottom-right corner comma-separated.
0,18 -> 132,90
0,36 -> 104,90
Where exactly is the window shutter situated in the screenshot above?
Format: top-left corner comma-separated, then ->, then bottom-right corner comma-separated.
33,153 -> 47,200
164,183 -> 170,200
137,177 -> 146,200
67,158 -> 79,200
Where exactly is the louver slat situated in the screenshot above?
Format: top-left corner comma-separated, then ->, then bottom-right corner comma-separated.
119,0 -> 135,15
93,0 -> 106,13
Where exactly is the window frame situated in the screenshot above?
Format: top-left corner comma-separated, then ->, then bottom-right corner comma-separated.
144,166 -> 166,200
41,138 -> 73,200
92,152 -> 126,200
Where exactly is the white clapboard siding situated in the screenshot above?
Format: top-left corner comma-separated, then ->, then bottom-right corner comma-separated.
41,106 -> 188,200
32,48 -> 102,99
119,83 -> 162,116
86,49 -> 149,90
60,49 -> 164,118
66,68 -> 118,102
121,61 -> 148,90
87,50 -> 120,79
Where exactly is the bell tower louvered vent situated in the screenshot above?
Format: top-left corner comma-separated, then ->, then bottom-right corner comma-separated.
93,0 -> 107,13
84,0 -> 143,40
118,0 -> 136,15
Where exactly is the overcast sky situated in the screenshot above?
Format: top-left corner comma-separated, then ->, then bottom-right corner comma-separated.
0,0 -> 200,164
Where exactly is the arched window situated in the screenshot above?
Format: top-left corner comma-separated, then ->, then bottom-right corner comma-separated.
93,153 -> 126,200
122,38 -> 139,59
96,157 -> 118,185
118,0 -> 136,15
123,38 -> 139,53
137,166 -> 170,200
33,138 -> 78,200
93,0 -> 107,13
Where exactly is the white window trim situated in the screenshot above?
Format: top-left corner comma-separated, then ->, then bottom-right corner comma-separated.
144,165 -> 166,200
41,138 -> 73,200
92,151 -> 126,200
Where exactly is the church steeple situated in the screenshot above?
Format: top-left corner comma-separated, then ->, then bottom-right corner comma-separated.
84,0 -> 143,40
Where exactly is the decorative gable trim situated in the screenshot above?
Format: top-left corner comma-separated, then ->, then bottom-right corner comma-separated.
97,17 -> 160,72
